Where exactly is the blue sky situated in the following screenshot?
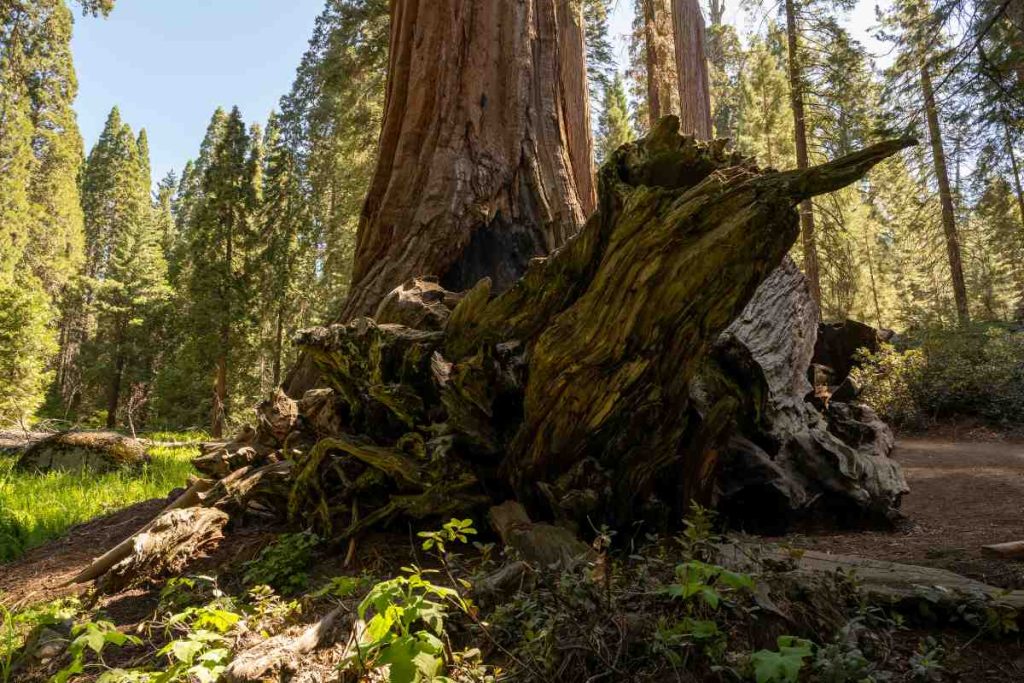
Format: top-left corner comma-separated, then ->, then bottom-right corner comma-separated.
73,0 -> 325,187
71,0 -> 886,190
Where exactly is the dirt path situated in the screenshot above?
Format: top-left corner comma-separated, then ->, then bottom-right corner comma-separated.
783,438 -> 1024,589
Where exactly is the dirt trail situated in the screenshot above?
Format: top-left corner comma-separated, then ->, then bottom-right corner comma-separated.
3,438 -> 1023,609
783,438 -> 1024,588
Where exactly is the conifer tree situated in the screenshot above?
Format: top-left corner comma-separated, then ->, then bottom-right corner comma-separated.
185,107 -> 256,437
735,34 -> 794,169
597,73 -> 635,163
258,113 -> 308,387
879,0 -> 970,324
278,0 -> 388,320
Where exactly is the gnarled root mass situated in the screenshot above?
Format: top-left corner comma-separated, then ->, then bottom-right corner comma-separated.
74,118 -> 914,590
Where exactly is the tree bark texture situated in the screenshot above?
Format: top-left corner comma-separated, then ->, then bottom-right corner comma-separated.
783,0 -> 822,306
671,0 -> 713,139
920,62 -> 969,324
642,0 -> 680,126
340,0 -> 593,322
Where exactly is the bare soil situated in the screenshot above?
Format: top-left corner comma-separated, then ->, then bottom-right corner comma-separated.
775,437 -> 1024,590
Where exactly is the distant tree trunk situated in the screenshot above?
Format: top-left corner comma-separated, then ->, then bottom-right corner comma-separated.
784,0 -> 822,306
339,0 -> 592,321
105,332 -> 125,430
642,0 -> 679,125
212,326 -> 228,439
671,0 -> 712,138
272,303 -> 285,388
557,0 -> 597,215
1003,113 -> 1024,238
920,62 -> 969,324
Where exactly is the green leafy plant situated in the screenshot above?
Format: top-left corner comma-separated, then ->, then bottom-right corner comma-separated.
662,560 -> 754,613
149,600 -> 242,683
0,596 -> 82,682
242,531 -> 320,594
346,567 -> 465,682
53,620 -> 142,683
749,636 -> 814,683
311,574 -> 372,600
908,637 -> 944,682
417,518 -> 476,556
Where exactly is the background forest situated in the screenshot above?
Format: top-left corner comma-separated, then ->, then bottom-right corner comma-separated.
2,0 -> 1023,436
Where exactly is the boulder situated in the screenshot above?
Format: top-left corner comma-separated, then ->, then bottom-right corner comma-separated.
695,259 -> 908,531
16,431 -> 147,474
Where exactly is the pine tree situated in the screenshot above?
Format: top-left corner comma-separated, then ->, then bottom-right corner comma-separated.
258,113 -> 308,387
597,73 -> 635,163
185,107 -> 257,437
735,33 -> 794,170
75,111 -> 169,427
278,0 -> 388,321
2,0 -> 93,421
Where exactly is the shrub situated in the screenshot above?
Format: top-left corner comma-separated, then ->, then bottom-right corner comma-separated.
853,324 -> 1024,428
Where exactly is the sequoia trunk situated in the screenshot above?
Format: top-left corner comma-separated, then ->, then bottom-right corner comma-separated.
642,0 -> 679,125
340,0 -> 593,321
671,0 -> 712,138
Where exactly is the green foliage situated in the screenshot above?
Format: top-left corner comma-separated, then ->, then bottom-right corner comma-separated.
418,518 -> 477,556
749,636 -> 814,683
0,597 -> 81,682
662,560 -> 754,612
347,567 -> 465,683
0,279 -> 57,426
54,620 -> 142,683
0,439 -> 197,561
242,531 -> 320,594
854,327 -> 1024,427
596,72 -> 635,164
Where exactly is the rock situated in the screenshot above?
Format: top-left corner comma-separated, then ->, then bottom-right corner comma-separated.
813,318 -> 881,384
696,258 -> 908,531
16,431 -> 147,474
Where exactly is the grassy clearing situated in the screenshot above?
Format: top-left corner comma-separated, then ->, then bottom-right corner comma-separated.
0,433 -> 201,562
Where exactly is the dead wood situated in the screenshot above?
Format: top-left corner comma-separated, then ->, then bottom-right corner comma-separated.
95,507 -> 228,594
223,605 -> 348,682
981,540 -> 1024,560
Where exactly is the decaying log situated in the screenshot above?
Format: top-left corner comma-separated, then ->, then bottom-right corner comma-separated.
223,605 -> 348,683
288,119 -> 913,535
69,478 -> 215,585
95,507 -> 228,594
719,543 -> 1024,621
981,541 -> 1024,560
696,260 -> 908,531
489,501 -> 594,569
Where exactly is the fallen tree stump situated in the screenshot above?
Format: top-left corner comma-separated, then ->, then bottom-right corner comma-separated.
76,119 -> 914,590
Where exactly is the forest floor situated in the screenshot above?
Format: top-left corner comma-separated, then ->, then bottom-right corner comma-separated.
2,436 -> 1023,680
774,436 -> 1024,591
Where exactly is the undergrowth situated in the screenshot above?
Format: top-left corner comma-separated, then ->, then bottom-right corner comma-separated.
1,507 -> 1019,681
0,435 -> 199,562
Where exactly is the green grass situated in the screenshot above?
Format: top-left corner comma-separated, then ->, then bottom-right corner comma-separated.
0,434 -> 201,563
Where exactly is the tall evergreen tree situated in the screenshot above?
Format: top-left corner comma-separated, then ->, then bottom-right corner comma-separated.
185,107 -> 257,437
596,73 -> 635,163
